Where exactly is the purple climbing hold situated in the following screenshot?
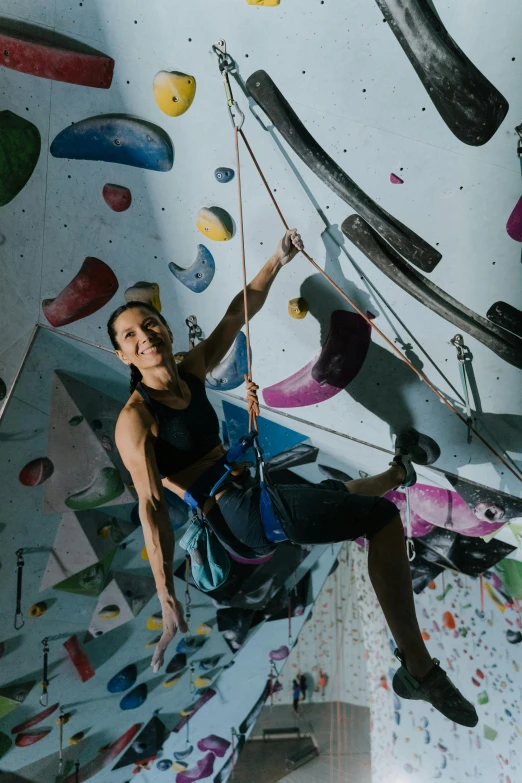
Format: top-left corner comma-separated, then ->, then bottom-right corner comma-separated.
197,735 -> 231,758
269,645 -> 290,661
176,753 -> 215,783
506,196 -> 522,242
390,173 -> 404,184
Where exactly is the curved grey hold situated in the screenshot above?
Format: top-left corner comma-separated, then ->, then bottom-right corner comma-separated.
168,245 -> 215,293
487,301 -> 522,340
342,214 -> 522,371
318,464 -> 353,482
206,331 -> 249,391
266,443 -> 319,473
375,0 -> 508,146
246,69 -> 441,273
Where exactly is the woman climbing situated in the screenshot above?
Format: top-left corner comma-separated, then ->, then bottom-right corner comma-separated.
108,229 -> 478,729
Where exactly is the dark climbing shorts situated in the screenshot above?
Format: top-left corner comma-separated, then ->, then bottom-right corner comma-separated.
216,478 -> 399,551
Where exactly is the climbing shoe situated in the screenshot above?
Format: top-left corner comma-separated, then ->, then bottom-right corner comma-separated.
392,649 -> 478,728
390,452 -> 417,488
395,428 -> 441,466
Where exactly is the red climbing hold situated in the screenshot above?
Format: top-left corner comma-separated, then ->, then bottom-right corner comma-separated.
0,27 -> 114,88
19,457 -> 54,486
390,173 -> 404,184
42,257 -> 119,327
442,611 -> 456,630
102,184 -> 132,212
15,729 -> 51,747
63,635 -> 95,682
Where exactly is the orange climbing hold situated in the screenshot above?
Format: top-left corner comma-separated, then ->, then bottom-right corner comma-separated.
421,630 -> 430,641
442,611 -> 456,630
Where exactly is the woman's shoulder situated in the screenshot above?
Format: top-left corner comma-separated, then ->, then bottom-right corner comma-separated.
117,392 -> 155,431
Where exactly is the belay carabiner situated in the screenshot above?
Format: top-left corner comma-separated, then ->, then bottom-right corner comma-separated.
213,39 -> 245,130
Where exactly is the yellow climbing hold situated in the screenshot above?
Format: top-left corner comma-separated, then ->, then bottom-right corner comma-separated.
288,297 -> 309,319
180,705 -> 194,717
147,613 -> 163,631
56,712 -> 71,725
195,675 -> 212,688
197,623 -> 212,635
153,71 -> 196,117
484,582 -> 506,613
173,762 -> 188,772
146,635 -> 161,648
196,208 -> 232,242
163,675 -> 181,688
97,524 -> 112,539
98,605 -> 120,620
246,0 -> 280,5
29,602 -> 47,618
141,546 -> 149,561
68,731 -> 84,745
124,281 -> 162,313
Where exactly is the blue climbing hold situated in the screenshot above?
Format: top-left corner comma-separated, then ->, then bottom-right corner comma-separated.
176,636 -> 207,655
168,245 -> 215,293
223,400 -> 307,463
119,683 -> 148,710
50,115 -> 174,172
206,332 -> 249,391
166,652 -> 187,674
215,167 -> 234,183
157,759 -> 173,771
107,664 -> 138,693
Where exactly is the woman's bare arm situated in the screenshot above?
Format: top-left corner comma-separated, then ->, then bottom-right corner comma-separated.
115,403 -> 187,669
189,229 -> 304,375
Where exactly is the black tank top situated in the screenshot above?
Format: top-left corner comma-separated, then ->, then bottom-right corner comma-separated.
135,366 -> 221,478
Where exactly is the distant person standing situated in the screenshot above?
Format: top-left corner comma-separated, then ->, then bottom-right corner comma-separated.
318,669 -> 328,699
299,672 -> 307,703
292,679 -> 301,716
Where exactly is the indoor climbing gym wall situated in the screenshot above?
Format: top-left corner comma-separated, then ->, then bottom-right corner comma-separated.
0,1 -> 521,783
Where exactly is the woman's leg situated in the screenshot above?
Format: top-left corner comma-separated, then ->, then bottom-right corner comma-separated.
367,515 -> 433,679
344,464 -> 403,497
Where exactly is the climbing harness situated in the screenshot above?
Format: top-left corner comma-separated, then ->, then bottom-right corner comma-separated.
405,487 -> 415,562
212,40 -> 522,485
450,334 -> 473,443
14,548 -> 25,630
40,637 -> 50,707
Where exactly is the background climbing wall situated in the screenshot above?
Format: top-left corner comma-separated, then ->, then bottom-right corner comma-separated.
1,1 -> 522,782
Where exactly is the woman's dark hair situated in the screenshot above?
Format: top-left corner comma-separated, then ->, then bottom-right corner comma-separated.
107,301 -> 170,395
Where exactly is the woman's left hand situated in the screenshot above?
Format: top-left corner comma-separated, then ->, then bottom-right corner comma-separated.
274,228 -> 304,266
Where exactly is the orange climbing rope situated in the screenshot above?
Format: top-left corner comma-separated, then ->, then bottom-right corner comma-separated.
216,40 -> 522,482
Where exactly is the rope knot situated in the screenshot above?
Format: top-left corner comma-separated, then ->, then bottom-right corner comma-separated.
245,376 -> 260,432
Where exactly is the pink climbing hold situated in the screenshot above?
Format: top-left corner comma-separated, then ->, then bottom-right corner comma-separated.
506,196 -> 522,242
42,257 -> 119,327
176,753 -> 215,783
197,735 -> 231,758
102,183 -> 132,212
269,645 -> 290,661
19,457 -> 54,486
390,173 -> 404,184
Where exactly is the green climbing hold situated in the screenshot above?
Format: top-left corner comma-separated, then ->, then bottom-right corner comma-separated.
478,691 -> 489,705
0,681 -> 36,720
68,415 -> 84,426
495,558 -> 522,600
65,467 -> 125,510
53,550 -> 116,597
0,111 -> 41,207
483,724 -> 497,741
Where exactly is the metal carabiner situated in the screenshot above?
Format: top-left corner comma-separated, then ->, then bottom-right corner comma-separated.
450,334 -> 473,443
213,39 -> 245,130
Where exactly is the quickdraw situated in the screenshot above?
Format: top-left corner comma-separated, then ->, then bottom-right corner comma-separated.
40,637 -> 50,707
450,334 -> 473,444
14,548 -> 25,630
